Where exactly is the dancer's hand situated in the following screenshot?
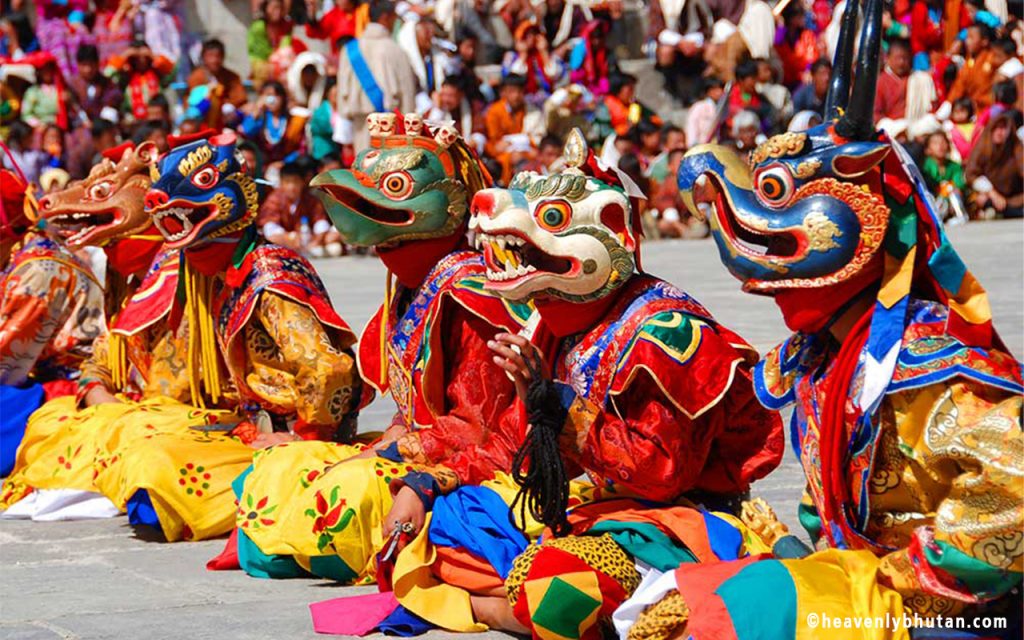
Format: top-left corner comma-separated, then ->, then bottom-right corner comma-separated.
383,486 -> 425,543
487,333 -> 547,400
379,422 -> 409,447
84,386 -> 122,406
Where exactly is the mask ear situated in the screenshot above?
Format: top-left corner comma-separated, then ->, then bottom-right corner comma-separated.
210,133 -> 238,166
135,141 -> 158,165
599,202 -> 637,253
831,143 -> 890,178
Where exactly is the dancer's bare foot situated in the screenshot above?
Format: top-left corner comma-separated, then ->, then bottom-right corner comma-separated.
250,432 -> 300,449
470,596 -> 529,634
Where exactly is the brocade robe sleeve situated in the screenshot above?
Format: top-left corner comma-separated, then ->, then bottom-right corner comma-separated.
558,372 -> 780,502
0,250 -> 103,386
391,305 -> 523,491
245,293 -> 360,441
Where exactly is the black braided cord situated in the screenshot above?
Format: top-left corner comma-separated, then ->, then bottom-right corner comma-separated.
510,372 -> 572,537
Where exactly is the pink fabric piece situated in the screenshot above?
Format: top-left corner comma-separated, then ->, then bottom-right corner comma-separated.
309,591 -> 400,636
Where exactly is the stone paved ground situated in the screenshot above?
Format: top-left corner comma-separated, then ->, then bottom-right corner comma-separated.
2,220 -> 1021,640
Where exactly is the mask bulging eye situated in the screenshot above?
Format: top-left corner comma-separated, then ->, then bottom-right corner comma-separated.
755,166 -> 794,206
535,201 -> 571,232
380,171 -> 413,199
89,181 -> 113,200
191,165 -> 219,189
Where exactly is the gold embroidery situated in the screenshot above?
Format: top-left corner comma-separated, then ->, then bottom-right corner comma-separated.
802,211 -> 843,252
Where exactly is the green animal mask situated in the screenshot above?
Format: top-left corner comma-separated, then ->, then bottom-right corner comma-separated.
311,116 -> 488,248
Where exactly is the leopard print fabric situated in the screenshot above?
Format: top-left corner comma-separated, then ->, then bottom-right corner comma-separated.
505,534 -> 641,606
628,591 -> 689,640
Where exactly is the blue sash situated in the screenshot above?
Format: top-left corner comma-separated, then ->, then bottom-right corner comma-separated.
346,39 -> 385,112
0,383 -> 43,476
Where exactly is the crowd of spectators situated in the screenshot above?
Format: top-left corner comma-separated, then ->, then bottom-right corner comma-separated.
2,0 -> 1022,255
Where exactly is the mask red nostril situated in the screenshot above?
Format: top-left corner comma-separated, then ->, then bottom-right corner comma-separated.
145,190 -> 169,211
471,192 -> 495,218
39,197 -> 52,211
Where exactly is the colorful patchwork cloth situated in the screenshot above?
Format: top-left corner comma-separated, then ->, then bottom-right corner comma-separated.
508,534 -> 641,640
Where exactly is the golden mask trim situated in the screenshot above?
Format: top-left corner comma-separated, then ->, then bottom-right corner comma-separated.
751,133 -> 808,166
177,145 -> 213,177
794,159 -> 823,179
369,149 -> 426,181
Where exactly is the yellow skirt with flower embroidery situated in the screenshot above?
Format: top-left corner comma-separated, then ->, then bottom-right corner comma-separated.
235,441 -> 400,583
90,405 -> 253,542
0,396 -> 235,512
235,446 -> 611,585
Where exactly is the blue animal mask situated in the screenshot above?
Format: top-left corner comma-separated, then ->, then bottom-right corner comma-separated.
677,0 -> 895,294
145,133 -> 258,249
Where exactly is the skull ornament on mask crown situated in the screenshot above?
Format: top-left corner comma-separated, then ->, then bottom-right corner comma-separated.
433,124 -> 459,149
403,113 -> 424,136
367,113 -> 398,138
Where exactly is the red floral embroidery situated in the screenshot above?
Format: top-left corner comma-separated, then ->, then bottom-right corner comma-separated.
238,494 -> 277,529
306,485 -> 356,552
54,444 -> 83,474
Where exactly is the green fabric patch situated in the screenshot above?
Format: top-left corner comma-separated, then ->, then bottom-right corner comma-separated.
506,300 -> 534,325
530,576 -> 602,639
924,539 -> 1023,598
237,528 -> 308,579
587,521 -> 697,570
715,560 -> 797,640
231,225 -> 260,271
634,311 -> 697,362
797,501 -> 822,544
453,277 -> 534,324
883,195 -> 917,260
307,554 -> 359,584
